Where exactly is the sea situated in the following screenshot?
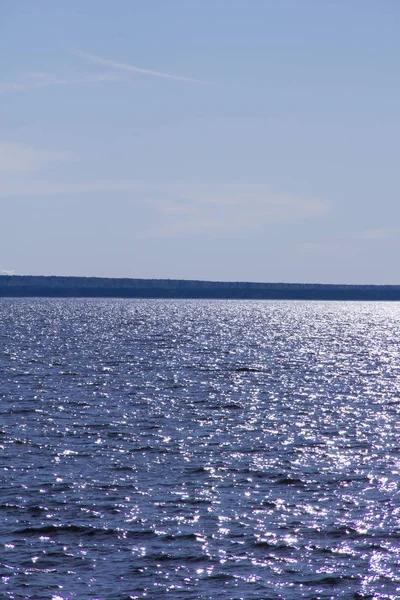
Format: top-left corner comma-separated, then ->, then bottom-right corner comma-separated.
1,298 -> 400,600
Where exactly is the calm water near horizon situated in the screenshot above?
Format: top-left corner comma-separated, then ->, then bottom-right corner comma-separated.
1,298 -> 400,599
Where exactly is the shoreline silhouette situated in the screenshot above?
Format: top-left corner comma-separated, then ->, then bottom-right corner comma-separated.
2,275 -> 400,301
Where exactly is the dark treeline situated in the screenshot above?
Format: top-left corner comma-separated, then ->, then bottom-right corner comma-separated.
1,275 -> 400,300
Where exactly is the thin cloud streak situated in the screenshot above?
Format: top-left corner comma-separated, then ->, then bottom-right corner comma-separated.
341,228 -> 400,240
0,142 -> 69,173
144,191 -> 327,237
0,71 -> 131,95
299,227 -> 400,262
0,159 -> 328,236
74,49 -> 210,84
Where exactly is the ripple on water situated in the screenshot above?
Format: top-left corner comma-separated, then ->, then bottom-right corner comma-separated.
1,299 -> 400,598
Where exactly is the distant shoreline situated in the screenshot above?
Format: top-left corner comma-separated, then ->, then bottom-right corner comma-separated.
1,275 -> 400,300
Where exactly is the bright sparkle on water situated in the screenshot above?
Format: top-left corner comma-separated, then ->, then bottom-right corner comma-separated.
1,299 -> 400,599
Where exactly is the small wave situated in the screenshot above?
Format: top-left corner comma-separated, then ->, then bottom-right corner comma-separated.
144,552 -> 205,563
184,466 -> 208,474
253,540 -> 274,549
16,524 -> 117,536
275,476 -> 303,485
125,529 -> 157,539
9,408 -> 37,415
323,525 -> 365,539
261,500 -> 277,507
27,505 -> 49,514
161,533 -> 199,542
0,503 -> 21,511
253,540 -> 297,552
208,572 -> 235,581
303,574 -> 356,586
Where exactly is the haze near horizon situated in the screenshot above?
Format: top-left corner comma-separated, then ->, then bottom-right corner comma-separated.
1,1 -> 400,284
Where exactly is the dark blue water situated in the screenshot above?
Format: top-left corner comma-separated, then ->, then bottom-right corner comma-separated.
1,299 -> 400,599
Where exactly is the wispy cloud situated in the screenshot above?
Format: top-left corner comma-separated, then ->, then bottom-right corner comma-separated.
0,145 -> 327,237
141,187 -> 328,236
0,70 -> 131,96
0,142 -> 68,173
299,226 -> 400,263
0,180 -> 140,196
341,228 -> 400,240
0,48 -> 208,96
0,82 -> 28,94
0,176 -> 327,234
27,71 -> 127,86
300,241 -> 356,261
73,49 -> 209,84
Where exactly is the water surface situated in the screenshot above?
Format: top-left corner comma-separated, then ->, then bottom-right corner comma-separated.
1,299 -> 400,599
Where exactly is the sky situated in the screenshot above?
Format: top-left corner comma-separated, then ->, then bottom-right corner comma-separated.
1,0 -> 400,284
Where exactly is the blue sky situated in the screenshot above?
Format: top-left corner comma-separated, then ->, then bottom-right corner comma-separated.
1,0 -> 400,283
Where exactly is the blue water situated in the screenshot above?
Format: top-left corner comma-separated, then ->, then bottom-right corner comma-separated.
1,299 -> 400,599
